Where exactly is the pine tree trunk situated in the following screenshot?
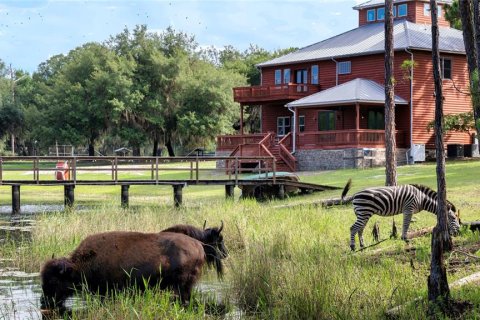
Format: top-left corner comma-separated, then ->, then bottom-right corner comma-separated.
384,0 -> 397,186
459,0 -> 480,136
428,1 -> 452,310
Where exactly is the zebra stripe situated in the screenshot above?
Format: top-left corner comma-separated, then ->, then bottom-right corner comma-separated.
341,180 -> 460,251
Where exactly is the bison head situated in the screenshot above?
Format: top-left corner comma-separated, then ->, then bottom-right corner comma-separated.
40,258 -> 78,310
203,221 -> 228,277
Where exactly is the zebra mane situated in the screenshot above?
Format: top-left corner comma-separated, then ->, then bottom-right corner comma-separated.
410,184 -> 456,211
409,184 -> 435,194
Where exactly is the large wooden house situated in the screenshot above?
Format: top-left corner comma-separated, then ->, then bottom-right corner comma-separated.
216,0 -> 473,171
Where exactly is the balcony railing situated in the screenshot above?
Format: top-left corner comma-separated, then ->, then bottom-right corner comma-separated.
217,130 -> 406,152
233,84 -> 321,104
297,130 -> 406,149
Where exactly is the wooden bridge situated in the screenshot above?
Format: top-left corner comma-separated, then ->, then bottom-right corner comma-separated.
0,156 -> 339,213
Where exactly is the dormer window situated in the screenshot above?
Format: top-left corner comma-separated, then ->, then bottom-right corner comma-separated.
424,4 -> 442,17
398,4 -> 407,17
367,9 -> 375,22
377,7 -> 385,20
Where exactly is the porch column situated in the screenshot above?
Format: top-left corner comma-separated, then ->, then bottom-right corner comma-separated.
240,104 -> 244,135
355,103 -> 360,130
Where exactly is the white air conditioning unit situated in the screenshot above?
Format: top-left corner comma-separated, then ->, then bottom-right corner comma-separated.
411,144 -> 425,162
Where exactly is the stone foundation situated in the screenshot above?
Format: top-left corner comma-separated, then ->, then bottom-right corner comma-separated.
295,148 -> 409,171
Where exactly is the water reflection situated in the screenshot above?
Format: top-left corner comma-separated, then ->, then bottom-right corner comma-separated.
0,267 -> 42,320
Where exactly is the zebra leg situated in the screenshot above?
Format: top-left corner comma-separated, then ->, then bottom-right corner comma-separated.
401,212 -> 413,242
358,226 -> 366,249
350,213 -> 371,251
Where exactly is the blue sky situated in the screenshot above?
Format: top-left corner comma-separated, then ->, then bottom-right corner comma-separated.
0,0 -> 362,74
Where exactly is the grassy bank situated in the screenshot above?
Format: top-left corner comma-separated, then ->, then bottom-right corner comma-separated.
1,160 -> 480,319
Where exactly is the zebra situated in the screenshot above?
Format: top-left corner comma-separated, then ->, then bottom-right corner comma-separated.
341,179 -> 460,251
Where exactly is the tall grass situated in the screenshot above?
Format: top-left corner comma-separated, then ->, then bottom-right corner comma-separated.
2,160 -> 480,319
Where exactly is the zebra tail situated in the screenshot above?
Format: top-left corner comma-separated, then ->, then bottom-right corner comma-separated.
341,178 -> 352,202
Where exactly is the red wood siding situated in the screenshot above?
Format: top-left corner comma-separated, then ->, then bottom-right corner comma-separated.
358,1 -> 450,27
261,104 -> 292,134
411,51 -> 472,148
412,1 -> 450,27
261,53 -> 413,138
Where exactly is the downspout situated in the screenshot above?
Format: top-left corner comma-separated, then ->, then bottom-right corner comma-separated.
331,58 -> 339,86
405,48 -> 414,164
287,105 -> 296,153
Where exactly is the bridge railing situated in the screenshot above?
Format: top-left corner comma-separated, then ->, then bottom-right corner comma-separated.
0,156 -> 276,185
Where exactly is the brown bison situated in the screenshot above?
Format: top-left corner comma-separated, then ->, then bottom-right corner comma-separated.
40,223 -> 227,310
161,221 -> 227,276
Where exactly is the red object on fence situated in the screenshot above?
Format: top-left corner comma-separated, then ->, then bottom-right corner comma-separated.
55,161 -> 70,181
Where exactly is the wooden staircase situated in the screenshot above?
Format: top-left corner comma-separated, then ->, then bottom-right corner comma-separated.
268,144 -> 293,172
228,132 -> 296,172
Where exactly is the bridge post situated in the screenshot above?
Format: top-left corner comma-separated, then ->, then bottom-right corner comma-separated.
277,184 -> 285,200
225,184 -> 235,199
173,184 -> 183,207
121,184 -> 130,208
64,185 -> 75,208
12,185 -> 20,214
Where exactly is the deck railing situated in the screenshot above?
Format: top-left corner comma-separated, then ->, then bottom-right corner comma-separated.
297,129 -> 406,148
233,84 -> 321,103
0,156 -> 276,185
216,133 -> 265,151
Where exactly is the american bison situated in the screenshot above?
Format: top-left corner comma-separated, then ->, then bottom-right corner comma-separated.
40,223 -> 227,310
161,221 -> 228,276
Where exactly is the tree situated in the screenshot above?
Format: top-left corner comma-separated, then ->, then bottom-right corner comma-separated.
38,43 -> 137,156
428,1 -> 453,314
445,0 -> 480,137
384,0 -> 397,186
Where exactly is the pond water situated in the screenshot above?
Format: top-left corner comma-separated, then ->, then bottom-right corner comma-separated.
0,208 -> 240,319
0,212 -> 42,320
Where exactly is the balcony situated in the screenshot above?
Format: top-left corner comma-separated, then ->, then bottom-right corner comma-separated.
233,84 -> 321,104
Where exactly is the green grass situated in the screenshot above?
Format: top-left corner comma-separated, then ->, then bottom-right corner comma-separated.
1,159 -> 480,319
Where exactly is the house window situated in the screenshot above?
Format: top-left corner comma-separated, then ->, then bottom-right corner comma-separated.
311,65 -> 319,84
338,61 -> 351,75
377,7 -> 385,20
368,110 -> 385,130
277,116 -> 291,136
367,9 -> 375,22
275,69 -> 282,85
318,111 -> 336,131
441,58 -> 452,79
424,4 -> 442,16
283,68 -> 291,84
398,4 -> 407,17
299,115 -> 305,133
393,6 -> 397,17
295,69 -> 308,84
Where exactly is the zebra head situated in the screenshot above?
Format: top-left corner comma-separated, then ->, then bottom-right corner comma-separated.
447,202 -> 460,236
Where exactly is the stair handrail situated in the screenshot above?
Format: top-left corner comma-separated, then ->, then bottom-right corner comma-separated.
278,144 -> 296,172
277,132 -> 291,147
258,132 -> 275,149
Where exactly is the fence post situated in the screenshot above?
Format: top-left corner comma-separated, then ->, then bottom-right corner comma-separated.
277,184 -> 285,200
225,184 -> 235,199
12,185 -> 20,214
121,184 -> 130,208
173,184 -> 183,207
64,185 -> 75,208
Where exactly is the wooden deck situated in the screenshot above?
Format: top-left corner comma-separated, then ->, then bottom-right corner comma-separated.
0,156 -> 338,213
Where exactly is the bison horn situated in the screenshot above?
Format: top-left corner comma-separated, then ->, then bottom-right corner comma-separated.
219,220 -> 224,233
203,220 -> 207,230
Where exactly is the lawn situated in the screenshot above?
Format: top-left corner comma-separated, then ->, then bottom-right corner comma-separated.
1,159 -> 479,319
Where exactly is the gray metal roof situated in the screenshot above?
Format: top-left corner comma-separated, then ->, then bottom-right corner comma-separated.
285,78 -> 408,108
353,0 -> 451,10
257,19 -> 464,68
